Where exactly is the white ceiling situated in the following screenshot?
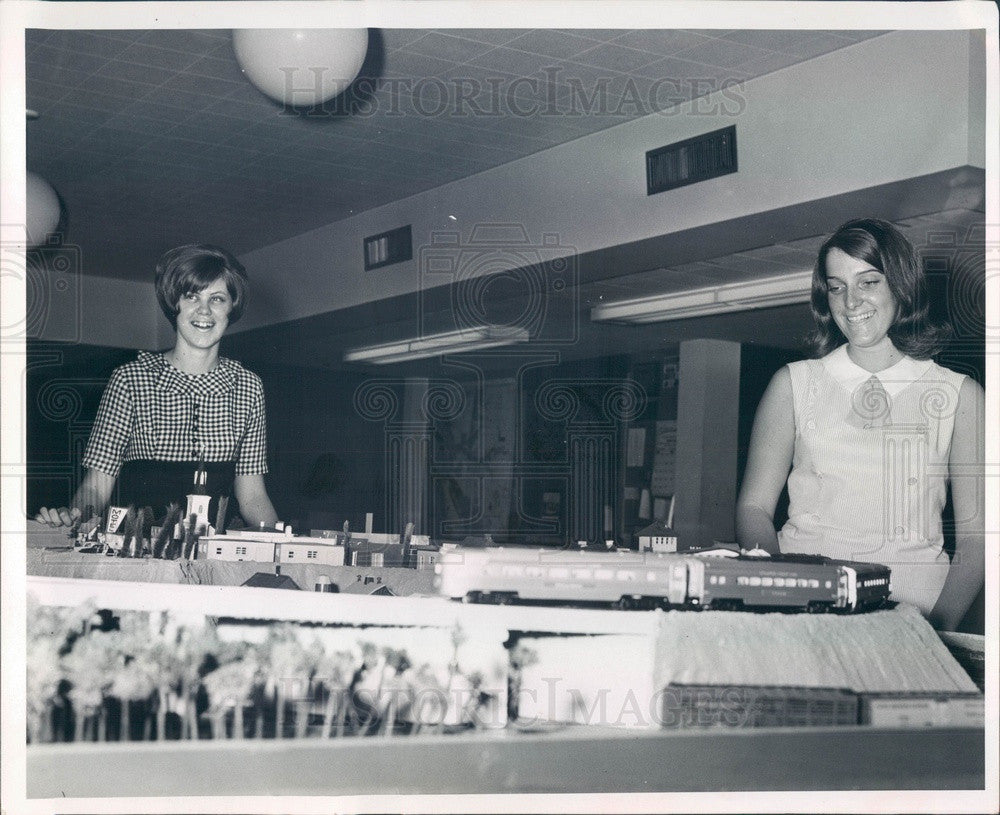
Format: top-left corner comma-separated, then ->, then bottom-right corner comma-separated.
25,27 -> 887,282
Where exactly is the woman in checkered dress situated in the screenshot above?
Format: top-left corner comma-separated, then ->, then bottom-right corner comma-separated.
37,244 -> 279,531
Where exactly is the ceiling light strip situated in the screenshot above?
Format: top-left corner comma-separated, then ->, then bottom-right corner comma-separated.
591,270 -> 814,324
344,327 -> 530,364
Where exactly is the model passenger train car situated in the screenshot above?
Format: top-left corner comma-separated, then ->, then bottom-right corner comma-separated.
433,547 -> 891,613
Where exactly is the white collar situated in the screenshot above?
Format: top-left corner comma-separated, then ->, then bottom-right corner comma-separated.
822,344 -> 933,399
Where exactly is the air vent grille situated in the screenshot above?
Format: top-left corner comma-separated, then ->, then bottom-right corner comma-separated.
364,225 -> 412,271
646,125 -> 737,196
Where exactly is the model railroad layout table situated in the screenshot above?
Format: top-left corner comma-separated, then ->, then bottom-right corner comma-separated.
18,520 -> 986,800
26,724 -> 984,796
24,520 -> 435,595
21,568 -> 985,798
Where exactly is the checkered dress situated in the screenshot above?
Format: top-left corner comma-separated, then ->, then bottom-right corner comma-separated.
82,351 -> 268,478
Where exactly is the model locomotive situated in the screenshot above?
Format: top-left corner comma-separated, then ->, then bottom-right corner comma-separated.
433,547 -> 892,613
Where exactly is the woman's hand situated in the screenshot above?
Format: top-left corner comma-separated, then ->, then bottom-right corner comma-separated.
34,506 -> 102,536
35,506 -> 80,527
233,473 -> 279,529
35,469 -> 115,535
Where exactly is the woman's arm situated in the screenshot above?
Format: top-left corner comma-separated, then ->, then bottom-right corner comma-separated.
36,468 -> 116,530
233,473 -> 279,529
928,377 -> 986,631
735,367 -> 796,554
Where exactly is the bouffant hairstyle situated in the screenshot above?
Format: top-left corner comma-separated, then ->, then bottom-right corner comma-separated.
155,244 -> 249,327
808,218 -> 950,359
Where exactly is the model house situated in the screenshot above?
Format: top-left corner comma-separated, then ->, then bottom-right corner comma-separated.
637,521 -> 678,554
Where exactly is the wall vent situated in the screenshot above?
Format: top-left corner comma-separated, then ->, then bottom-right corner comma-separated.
364,225 -> 412,270
646,125 -> 737,196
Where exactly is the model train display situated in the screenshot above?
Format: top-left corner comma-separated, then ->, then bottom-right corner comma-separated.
433,547 -> 892,613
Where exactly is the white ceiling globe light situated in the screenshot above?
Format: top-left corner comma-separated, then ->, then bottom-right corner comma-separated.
232,28 -> 368,107
26,172 -> 62,248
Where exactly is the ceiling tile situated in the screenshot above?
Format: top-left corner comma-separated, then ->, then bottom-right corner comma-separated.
26,122 -> 83,151
26,77 -> 69,104
721,29 -> 822,53
157,71 -> 243,100
148,85 -> 222,112
198,96 -> 269,122
27,44 -> 110,80
51,91 -> 131,116
400,31 -> 496,64
730,51 -> 800,80
505,30 -> 602,60
100,112 -> 180,137
184,54 -> 249,84
467,47 -> 562,77
122,97 -> 205,123
673,37 -> 773,69
381,50 -> 459,80
609,29 -> 715,55
635,55 -> 729,83
783,32 -> 858,60
138,29 -> 232,56
833,31 -> 891,43
554,29 -> 619,44
380,29 -> 431,51
25,29 -> 51,49
571,42 -> 663,74
92,58 -> 180,86
443,29 -> 527,46
117,42 -> 201,71
71,73 -> 156,100
39,30 -> 133,59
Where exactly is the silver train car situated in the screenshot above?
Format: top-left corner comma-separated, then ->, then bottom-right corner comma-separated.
432,547 -> 891,613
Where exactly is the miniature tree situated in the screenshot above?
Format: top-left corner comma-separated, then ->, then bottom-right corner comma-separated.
349,640 -> 382,735
261,625 -> 310,739
295,638 -> 326,739
106,619 -> 158,741
316,648 -> 356,738
202,655 -> 258,739
174,620 -> 222,739
376,647 -> 412,736
25,633 -> 64,743
406,663 -> 450,735
26,596 -> 99,743
61,632 -> 119,741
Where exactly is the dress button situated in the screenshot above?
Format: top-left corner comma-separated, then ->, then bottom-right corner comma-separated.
806,420 -> 816,430
893,526 -> 905,535
907,477 -> 918,485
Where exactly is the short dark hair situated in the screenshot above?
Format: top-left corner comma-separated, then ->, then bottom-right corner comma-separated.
808,218 -> 950,359
155,244 -> 249,327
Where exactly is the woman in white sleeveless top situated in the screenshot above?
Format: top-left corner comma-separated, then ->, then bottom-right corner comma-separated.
736,219 -> 984,630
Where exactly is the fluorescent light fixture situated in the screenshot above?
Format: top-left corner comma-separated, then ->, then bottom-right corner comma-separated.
344,326 -> 530,364
590,270 -> 814,324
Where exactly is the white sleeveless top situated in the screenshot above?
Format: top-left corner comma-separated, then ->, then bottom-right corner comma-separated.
779,345 -> 966,615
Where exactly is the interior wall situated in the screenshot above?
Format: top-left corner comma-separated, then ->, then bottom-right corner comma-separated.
968,29 -> 987,171
31,262 -> 165,350
234,29 -> 978,334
